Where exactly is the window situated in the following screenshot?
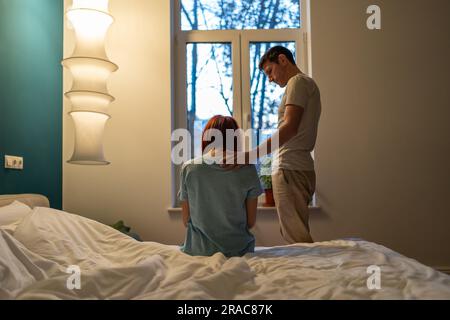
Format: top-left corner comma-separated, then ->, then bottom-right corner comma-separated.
172,0 -> 311,206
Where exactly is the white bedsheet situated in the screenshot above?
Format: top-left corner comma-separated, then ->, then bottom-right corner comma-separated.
1,207 -> 449,299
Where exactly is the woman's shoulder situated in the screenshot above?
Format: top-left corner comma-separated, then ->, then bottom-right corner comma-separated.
240,164 -> 258,172
181,157 -> 202,170
182,159 -> 258,174
233,164 -> 259,179
181,156 -> 215,173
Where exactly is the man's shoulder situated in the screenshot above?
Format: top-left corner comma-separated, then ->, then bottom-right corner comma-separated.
288,73 -> 319,94
289,73 -> 316,85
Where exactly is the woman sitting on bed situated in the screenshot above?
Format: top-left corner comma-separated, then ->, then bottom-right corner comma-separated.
178,115 -> 263,257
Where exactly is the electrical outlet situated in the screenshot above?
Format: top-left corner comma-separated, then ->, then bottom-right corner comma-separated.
4,155 -> 23,170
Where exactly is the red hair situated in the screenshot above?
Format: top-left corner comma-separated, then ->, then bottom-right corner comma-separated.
201,115 -> 240,153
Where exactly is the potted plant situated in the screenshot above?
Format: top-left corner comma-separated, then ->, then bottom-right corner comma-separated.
110,220 -> 142,241
259,156 -> 275,207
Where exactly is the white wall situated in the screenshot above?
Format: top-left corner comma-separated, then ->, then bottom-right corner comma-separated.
63,0 -> 183,243
63,0 -> 450,267
311,0 -> 450,267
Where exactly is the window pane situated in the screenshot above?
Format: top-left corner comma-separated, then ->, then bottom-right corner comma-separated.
186,43 -> 233,158
181,0 -> 301,31
249,42 -> 296,148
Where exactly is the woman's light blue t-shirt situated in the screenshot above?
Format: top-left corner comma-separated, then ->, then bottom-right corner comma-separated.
178,156 -> 263,257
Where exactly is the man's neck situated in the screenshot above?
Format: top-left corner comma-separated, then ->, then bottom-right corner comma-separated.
286,65 -> 302,82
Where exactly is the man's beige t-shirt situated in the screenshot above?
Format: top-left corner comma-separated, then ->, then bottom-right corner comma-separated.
273,73 -> 321,171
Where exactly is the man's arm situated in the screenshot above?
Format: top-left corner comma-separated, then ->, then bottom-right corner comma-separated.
246,197 -> 258,228
181,200 -> 190,227
222,105 -> 304,168
254,104 -> 304,159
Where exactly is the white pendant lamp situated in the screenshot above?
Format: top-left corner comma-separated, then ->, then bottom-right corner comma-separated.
63,0 -> 118,165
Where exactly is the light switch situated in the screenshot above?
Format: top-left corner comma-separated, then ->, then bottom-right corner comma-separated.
4,155 -> 23,170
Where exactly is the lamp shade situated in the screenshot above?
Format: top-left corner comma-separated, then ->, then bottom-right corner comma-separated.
68,111 -> 110,165
63,0 -> 117,165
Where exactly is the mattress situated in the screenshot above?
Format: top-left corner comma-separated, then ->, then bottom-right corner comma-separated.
1,206 -> 450,299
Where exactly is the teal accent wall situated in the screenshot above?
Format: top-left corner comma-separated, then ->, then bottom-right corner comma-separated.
0,0 -> 63,209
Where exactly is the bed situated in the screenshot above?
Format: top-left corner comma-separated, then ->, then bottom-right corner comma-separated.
1,194 -> 450,300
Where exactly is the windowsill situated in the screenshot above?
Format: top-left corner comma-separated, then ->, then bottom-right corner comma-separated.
167,206 -> 320,214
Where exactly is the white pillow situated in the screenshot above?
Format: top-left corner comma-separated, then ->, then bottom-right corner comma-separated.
0,200 -> 32,228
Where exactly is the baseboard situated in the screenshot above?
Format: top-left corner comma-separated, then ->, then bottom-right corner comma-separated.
434,266 -> 450,275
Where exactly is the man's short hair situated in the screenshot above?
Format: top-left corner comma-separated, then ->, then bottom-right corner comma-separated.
258,46 -> 296,70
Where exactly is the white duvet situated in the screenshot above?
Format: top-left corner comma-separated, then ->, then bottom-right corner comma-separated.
1,207 -> 450,299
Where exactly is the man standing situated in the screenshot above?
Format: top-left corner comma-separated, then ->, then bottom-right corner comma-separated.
224,46 -> 321,243
258,46 -> 321,243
